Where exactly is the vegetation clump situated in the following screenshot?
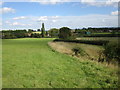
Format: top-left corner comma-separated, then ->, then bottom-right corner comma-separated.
59,27 -> 75,40
98,41 -> 120,65
48,28 -> 59,38
41,23 -> 45,37
103,41 -> 120,64
72,47 -> 86,56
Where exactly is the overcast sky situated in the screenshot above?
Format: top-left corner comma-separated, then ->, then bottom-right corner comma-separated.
0,0 -> 119,30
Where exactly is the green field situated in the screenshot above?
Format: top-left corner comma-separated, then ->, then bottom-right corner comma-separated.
2,38 -> 118,88
77,37 -> 119,42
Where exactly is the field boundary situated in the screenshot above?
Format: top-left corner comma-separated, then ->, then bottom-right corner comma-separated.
53,39 -> 109,46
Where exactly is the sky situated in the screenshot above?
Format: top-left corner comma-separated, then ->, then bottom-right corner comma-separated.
0,0 -> 119,30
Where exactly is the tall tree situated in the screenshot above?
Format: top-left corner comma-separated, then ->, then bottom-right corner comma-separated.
59,27 -> 73,40
48,28 -> 59,37
41,23 -> 45,37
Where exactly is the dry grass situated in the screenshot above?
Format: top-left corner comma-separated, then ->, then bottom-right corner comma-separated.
76,37 -> 119,42
48,42 -> 73,55
48,41 -> 118,69
48,41 -> 103,60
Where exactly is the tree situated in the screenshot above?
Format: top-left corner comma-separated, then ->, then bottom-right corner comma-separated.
48,28 -> 59,37
103,41 -> 120,64
59,27 -> 73,40
31,33 -> 41,38
2,30 -> 28,39
45,31 -> 49,37
37,29 -> 41,31
28,29 -> 33,33
41,23 -> 45,37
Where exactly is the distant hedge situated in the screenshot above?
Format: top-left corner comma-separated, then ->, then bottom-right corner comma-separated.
84,33 -> 120,37
53,39 -> 109,46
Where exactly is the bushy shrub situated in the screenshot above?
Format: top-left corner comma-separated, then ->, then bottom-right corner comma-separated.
103,41 -> 120,64
48,28 -> 59,38
72,47 -> 85,56
59,27 -> 75,40
31,33 -> 41,38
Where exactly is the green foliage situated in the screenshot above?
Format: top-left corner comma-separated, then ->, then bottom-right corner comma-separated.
75,29 -> 88,37
103,41 -> 120,64
75,27 -> 120,37
72,47 -> 85,56
2,32 -> 16,39
59,27 -> 74,40
37,29 -> 41,31
45,31 -> 49,37
28,29 -> 34,33
2,30 -> 28,39
31,33 -> 41,38
48,28 -> 59,37
54,39 -> 109,46
41,23 -> 45,37
87,33 -> 120,37
2,30 -> 42,39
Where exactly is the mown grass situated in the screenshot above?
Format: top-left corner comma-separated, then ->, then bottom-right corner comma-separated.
2,38 -> 118,88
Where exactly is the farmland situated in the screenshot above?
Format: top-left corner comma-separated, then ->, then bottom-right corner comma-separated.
76,37 -> 119,42
2,38 -> 118,88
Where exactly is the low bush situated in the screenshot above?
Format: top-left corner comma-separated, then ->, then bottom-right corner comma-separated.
102,41 -> 120,64
31,33 -> 42,38
72,47 -> 86,56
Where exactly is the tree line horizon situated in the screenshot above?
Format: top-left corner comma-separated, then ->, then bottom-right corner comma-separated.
1,23 -> 120,39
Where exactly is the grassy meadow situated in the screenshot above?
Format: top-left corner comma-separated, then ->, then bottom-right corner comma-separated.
76,37 -> 119,42
2,38 -> 118,88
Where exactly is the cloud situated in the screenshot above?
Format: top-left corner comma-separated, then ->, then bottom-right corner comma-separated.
52,20 -> 57,22
30,0 -> 59,4
5,21 -> 10,24
11,22 -> 25,26
111,11 -> 120,15
37,16 -> 60,23
0,22 -> 2,26
51,15 -> 117,29
51,16 -> 59,19
30,0 -> 119,7
38,16 -> 48,21
0,7 -> 15,14
30,0 -> 72,5
0,1 -> 3,6
81,0 -> 119,7
13,16 -> 27,20
3,14 -> 117,30
9,22 -> 32,26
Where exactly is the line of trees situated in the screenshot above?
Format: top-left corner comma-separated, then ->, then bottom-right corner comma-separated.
75,27 -> 120,33
2,30 -> 28,39
1,26 -> 120,39
1,29 -> 46,39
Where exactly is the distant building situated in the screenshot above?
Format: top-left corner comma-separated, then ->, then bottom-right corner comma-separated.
86,32 -> 91,35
